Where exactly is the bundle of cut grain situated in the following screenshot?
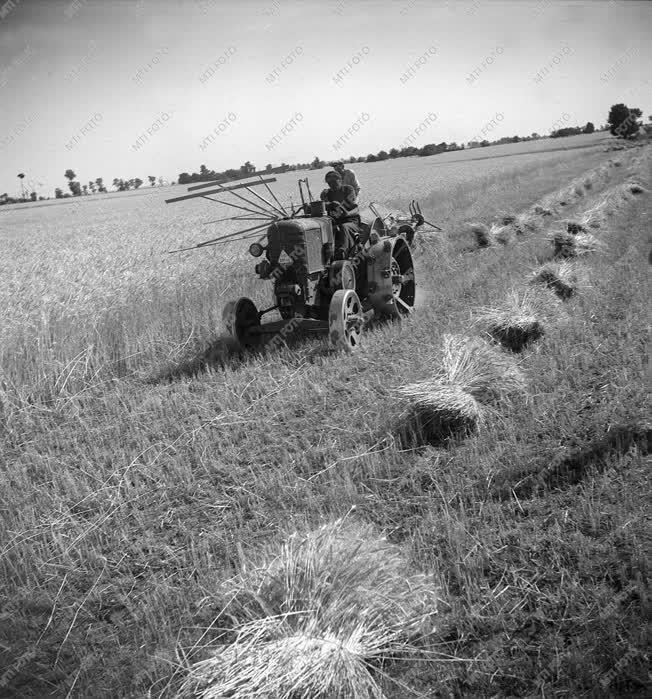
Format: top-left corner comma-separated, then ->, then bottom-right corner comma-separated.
398,335 -> 525,444
565,220 -> 586,235
475,290 -> 545,352
514,211 -> 540,236
400,382 -> 485,443
178,520 -> 439,699
489,223 -> 513,245
534,205 -> 553,216
550,230 -> 602,258
531,260 -> 578,300
469,222 -> 490,248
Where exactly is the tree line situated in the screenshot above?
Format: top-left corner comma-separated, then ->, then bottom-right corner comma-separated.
176,103 -> 648,187
52,170 -> 166,198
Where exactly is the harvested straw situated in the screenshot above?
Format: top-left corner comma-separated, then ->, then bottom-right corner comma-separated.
178,520 -> 439,699
531,260 -> 578,300
400,382 -> 485,442
469,222 -> 490,248
534,205 -> 553,216
474,290 -> 545,352
566,220 -> 586,235
515,211 -> 541,235
398,335 -> 525,444
489,223 -> 513,245
628,182 -> 646,195
550,230 -> 602,258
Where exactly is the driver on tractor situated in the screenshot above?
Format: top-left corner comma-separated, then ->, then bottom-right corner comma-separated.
320,170 -> 360,260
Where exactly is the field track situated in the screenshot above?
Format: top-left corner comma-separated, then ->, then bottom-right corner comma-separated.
1,140 -> 650,697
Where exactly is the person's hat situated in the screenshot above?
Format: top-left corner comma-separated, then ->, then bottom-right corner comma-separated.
325,170 -> 342,181
333,159 -> 345,166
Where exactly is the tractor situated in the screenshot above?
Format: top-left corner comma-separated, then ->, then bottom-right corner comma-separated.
166,174 -> 437,351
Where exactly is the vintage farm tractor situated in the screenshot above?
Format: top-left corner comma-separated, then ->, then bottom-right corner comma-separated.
166,174 -> 439,351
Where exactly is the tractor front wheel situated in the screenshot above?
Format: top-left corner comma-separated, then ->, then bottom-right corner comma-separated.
329,289 -> 363,352
222,297 -> 262,350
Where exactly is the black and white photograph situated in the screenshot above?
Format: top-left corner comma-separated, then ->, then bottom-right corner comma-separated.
1,0 -> 650,696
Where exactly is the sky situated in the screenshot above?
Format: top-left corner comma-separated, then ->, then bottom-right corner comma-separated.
0,0 -> 650,197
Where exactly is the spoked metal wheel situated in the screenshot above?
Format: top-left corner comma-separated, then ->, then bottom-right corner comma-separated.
222,297 -> 262,350
390,239 -> 416,315
329,289 -> 364,352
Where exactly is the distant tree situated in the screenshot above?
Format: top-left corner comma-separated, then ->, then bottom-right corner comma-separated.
64,169 -> 81,196
178,172 -> 191,185
531,132 -> 540,139
240,161 -> 255,175
582,121 -> 595,134
134,178 -> 143,189
265,164 -> 273,172
480,140 -> 490,147
376,150 -> 389,160
30,191 -> 37,201
551,126 -> 582,138
82,184 -> 88,195
112,177 -> 120,189
310,156 -> 325,169
148,175 -> 156,186
54,187 -> 63,198
158,177 -> 164,186
418,143 -> 441,156
389,148 -> 400,158
365,153 -> 377,162
608,103 -> 642,139
88,180 -> 96,193
95,177 -> 106,192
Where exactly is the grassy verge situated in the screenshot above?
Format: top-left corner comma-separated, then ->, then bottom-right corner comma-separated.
1,147 -> 649,697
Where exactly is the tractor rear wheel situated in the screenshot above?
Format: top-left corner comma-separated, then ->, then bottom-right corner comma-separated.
329,289 -> 363,352
222,297 -> 262,350
390,240 -> 415,316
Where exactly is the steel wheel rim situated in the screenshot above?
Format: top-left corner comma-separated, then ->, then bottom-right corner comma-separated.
343,292 -> 362,348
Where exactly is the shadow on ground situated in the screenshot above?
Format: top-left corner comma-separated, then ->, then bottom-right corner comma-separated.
150,330 -> 338,382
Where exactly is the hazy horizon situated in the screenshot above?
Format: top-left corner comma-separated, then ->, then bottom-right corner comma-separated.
1,0 -> 650,197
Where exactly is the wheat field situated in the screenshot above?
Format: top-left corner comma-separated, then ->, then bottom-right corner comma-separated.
1,134 -> 649,697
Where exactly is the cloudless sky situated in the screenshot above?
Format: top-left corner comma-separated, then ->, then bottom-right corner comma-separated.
0,0 -> 650,197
